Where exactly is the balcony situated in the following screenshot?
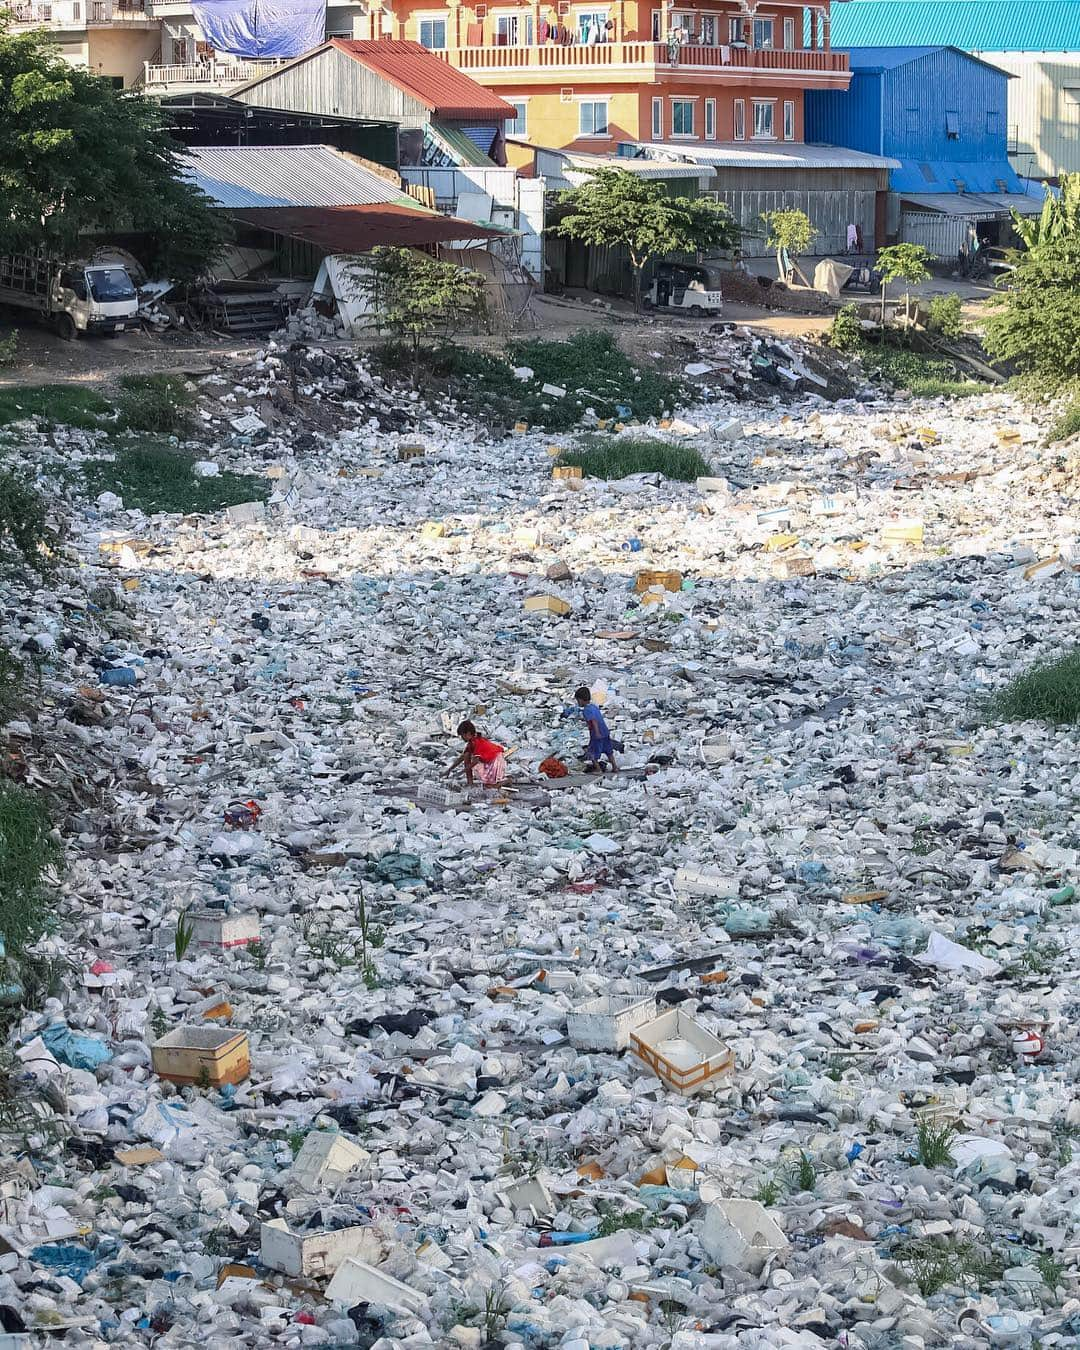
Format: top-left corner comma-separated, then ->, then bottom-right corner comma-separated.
447,41 -> 848,82
143,57 -> 286,91
4,0 -> 154,25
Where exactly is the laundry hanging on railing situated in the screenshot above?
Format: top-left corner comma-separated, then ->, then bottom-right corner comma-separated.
191,0 -> 326,58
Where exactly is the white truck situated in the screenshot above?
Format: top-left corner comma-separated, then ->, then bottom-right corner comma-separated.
0,254 -> 138,339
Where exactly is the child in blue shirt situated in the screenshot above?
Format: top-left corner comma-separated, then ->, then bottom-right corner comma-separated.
574,685 -> 623,773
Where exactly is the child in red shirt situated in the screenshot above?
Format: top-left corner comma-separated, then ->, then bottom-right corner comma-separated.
449,720 -> 507,787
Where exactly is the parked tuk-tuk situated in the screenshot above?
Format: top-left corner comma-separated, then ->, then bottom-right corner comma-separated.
646,261 -> 724,316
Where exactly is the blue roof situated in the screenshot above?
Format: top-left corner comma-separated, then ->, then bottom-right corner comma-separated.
830,2 -> 1080,53
890,158 -> 1027,193
843,44 -> 1012,74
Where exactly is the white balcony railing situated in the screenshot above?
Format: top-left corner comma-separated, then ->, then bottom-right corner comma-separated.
144,58 -> 286,87
4,0 -> 151,23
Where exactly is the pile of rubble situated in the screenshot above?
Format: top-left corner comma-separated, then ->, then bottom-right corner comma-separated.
1,330 -> 1080,1349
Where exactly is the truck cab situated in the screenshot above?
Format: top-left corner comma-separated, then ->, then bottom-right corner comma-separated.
647,262 -> 724,317
52,264 -> 138,338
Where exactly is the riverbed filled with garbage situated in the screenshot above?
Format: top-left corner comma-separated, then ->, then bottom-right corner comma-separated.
3,325 -> 1080,1348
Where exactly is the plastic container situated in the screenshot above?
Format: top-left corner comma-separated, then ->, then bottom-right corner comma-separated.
100,667 -> 137,687
566,994 -> 657,1052
674,866 -> 739,900
151,1026 -> 250,1086
630,1009 -> 734,1096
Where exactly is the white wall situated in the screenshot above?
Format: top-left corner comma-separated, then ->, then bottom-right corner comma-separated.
399,167 -> 546,281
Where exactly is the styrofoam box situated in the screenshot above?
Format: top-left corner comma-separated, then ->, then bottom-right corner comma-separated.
260,1219 -> 379,1278
289,1131 -> 370,1191
325,1258 -> 428,1314
630,1008 -> 734,1097
567,994 -> 657,1052
674,865 -> 739,899
192,910 -> 260,949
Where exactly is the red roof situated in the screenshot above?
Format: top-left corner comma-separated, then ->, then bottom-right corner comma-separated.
330,39 -> 513,121
229,203 -> 507,252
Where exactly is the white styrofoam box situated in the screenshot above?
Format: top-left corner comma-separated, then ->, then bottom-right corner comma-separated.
289,1131 -> 370,1192
191,910 -> 260,949
630,1008 -> 734,1097
415,784 -> 467,809
566,994 -> 657,1052
499,1174 -> 554,1218
674,866 -> 739,900
701,1199 -> 788,1273
325,1258 -> 428,1314
260,1219 -> 379,1279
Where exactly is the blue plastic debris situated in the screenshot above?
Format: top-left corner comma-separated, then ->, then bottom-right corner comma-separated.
39,1022 -> 112,1071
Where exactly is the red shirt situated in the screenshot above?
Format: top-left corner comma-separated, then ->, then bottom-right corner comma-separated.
469,736 -> 503,762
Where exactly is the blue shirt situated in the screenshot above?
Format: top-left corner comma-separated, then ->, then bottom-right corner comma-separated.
580,702 -> 610,741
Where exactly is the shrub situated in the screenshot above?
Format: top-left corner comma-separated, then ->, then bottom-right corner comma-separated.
987,648 -> 1080,724
0,330 -> 17,368
1047,396 -> 1080,442
0,783 -> 61,953
825,304 -> 863,352
983,238 -> 1080,382
560,434 -> 709,481
0,469 -> 59,572
926,293 -> 965,339
914,1119 -> 957,1167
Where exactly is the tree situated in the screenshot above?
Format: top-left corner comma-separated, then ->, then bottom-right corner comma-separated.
1012,173 -> 1080,251
551,168 -> 739,312
761,208 -> 817,283
876,243 -> 932,326
353,246 -> 486,356
0,20 -> 226,278
983,237 -> 1080,379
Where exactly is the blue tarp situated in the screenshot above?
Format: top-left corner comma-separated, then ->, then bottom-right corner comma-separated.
191,0 -> 326,58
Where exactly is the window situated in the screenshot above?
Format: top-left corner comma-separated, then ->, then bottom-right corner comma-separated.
579,100 -> 609,135
987,108 -> 1002,133
651,8 -> 660,39
783,98 -> 794,140
705,96 -> 716,139
672,98 -> 694,135
699,14 -> 715,43
752,99 -> 775,138
576,8 -> 608,41
496,13 -> 533,45
733,97 -> 745,140
783,16 -> 794,48
946,108 -> 960,139
652,95 -> 663,138
417,16 -> 446,48
753,17 -> 773,47
905,107 -> 919,133
729,15 -> 744,42
1065,85 -> 1080,105
508,99 -> 528,136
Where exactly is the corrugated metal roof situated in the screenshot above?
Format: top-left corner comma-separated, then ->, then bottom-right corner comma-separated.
890,157 -> 1029,192
637,141 -> 900,169
830,2 -> 1080,53
331,40 -> 514,120
178,145 -> 414,209
431,121 -> 497,167
227,203 -> 509,252
843,44 -> 1012,75
901,190 -> 1042,216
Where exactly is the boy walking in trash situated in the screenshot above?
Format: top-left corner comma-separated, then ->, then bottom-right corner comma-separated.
448,720 -> 507,787
572,685 -> 623,773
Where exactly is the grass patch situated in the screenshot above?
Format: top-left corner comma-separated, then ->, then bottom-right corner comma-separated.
987,648 -> 1080,724
595,1203 -> 657,1237
1047,396 -> 1080,443
892,1238 -> 1005,1297
754,1174 -> 780,1206
560,433 -> 709,482
84,440 -> 268,515
0,783 -> 61,954
860,344 -> 985,398
913,1119 -> 956,1168
375,330 -> 686,434
113,375 -> 195,435
0,384 -> 113,430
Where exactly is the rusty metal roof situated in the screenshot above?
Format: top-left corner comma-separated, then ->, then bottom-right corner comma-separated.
331,40 -> 514,120
228,202 -> 510,251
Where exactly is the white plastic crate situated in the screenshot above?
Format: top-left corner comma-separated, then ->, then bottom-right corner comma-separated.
567,994 -> 657,1052
630,1008 -> 734,1096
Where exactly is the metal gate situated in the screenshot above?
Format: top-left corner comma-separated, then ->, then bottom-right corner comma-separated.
899,211 -> 969,259
709,188 -> 877,257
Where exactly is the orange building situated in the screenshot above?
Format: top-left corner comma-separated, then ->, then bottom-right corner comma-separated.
349,1 -> 849,152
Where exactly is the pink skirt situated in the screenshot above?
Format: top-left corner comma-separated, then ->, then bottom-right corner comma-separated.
477,753 -> 507,786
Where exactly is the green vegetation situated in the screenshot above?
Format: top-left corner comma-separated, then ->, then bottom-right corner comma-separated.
754,1174 -> 781,1206
0,330 -> 17,368
1036,1249 -> 1065,1291
762,208 -> 817,280
0,383 -> 112,430
984,239 -> 1080,381
0,24 -> 227,277
913,1119 -> 957,1168
0,468 -> 57,571
859,344 -> 984,398
0,782 -> 61,954
877,243 -> 933,325
174,910 -> 195,962
987,648 -> 1080,724
376,330 -> 686,434
1047,395 -> 1080,442
1013,173 -> 1080,250
926,293 -> 965,340
560,434 -> 709,482
552,167 -> 739,311
825,303 -> 863,353
354,246 -> 486,355
0,376 -> 192,436
595,1203 -> 657,1236
113,375 -> 194,435
892,1238 -> 1005,1297
84,441 -> 268,515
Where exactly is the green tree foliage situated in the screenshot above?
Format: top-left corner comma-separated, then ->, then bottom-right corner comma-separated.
876,243 -> 932,325
1012,173 -> 1080,250
0,21 -> 226,278
356,246 -> 486,355
552,169 -> 739,311
983,238 -> 1080,379
761,208 -> 817,281
926,293 -> 965,340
